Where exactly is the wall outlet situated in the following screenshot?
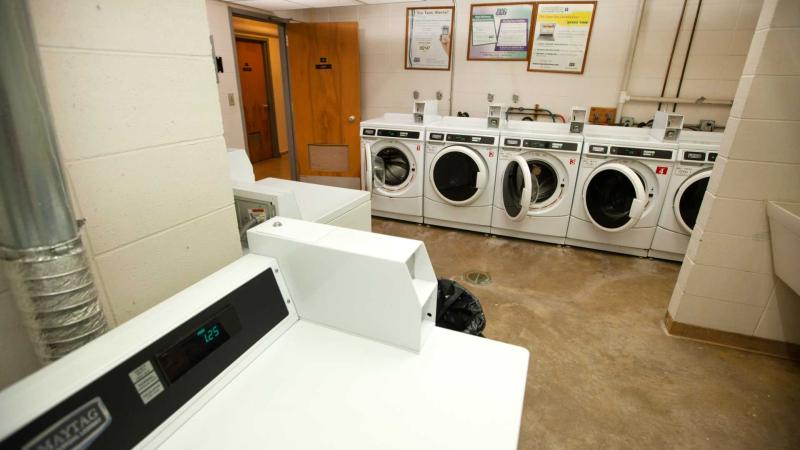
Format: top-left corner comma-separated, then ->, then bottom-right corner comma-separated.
699,119 -> 715,131
620,116 -> 635,127
589,107 -> 616,125
227,93 -> 235,106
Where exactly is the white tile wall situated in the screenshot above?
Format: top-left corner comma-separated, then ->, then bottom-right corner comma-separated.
67,137 -> 234,254
96,206 -> 241,324
668,0 -> 800,345
0,0 -> 242,386
754,280 -> 800,344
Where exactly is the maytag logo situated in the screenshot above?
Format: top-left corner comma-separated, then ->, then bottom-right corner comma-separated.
23,397 -> 111,450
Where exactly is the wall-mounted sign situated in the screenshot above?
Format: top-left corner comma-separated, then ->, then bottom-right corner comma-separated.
527,1 -> 596,74
405,6 -> 455,70
468,3 -> 534,61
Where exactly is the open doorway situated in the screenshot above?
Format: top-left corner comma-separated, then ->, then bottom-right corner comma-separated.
232,15 -> 292,180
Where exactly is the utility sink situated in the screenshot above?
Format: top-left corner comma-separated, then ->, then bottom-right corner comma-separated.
767,201 -> 800,295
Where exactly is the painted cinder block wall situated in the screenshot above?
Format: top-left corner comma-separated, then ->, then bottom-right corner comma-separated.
306,0 -> 762,125
0,0 -> 243,389
668,0 -> 800,343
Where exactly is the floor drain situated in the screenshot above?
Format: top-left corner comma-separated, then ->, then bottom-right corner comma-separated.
463,270 -> 492,286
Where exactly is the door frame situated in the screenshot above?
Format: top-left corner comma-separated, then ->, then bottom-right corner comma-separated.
235,37 -> 279,160
227,7 -> 298,180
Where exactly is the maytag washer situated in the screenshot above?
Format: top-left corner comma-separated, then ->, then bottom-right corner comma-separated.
492,121 -> 583,244
566,125 -> 677,256
361,113 -> 434,223
649,130 -> 722,261
0,219 -> 529,450
424,117 -> 501,233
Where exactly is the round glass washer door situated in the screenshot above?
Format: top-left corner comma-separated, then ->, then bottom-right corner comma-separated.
583,162 -> 648,232
430,145 -> 488,205
370,140 -> 415,194
502,155 -> 538,220
673,170 -> 711,233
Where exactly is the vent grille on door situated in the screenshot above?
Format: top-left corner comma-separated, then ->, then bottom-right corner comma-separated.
308,144 -> 349,172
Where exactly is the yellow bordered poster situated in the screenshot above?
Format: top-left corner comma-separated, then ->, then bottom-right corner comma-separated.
527,2 -> 596,74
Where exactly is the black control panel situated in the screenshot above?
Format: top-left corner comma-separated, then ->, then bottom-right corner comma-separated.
588,145 -> 608,154
362,128 -> 376,136
708,152 -> 718,162
446,134 -> 495,145
503,138 -> 521,147
428,132 -> 445,141
522,140 -> 579,151
1,269 -> 289,450
377,129 -> 420,139
610,146 -> 673,160
684,151 -> 705,161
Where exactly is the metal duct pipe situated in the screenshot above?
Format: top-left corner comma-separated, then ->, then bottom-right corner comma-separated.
0,1 -> 108,363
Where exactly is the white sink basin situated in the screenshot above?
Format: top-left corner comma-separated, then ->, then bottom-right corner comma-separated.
767,201 -> 800,295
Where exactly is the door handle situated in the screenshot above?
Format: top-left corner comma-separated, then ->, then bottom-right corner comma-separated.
348,115 -> 356,123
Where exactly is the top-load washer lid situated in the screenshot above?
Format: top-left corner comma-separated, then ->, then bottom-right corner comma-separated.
430,145 -> 488,205
240,178 -> 370,224
583,162 -> 648,232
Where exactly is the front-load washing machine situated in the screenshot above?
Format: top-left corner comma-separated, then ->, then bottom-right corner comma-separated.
649,130 -> 722,261
423,117 -> 500,233
491,121 -> 583,244
361,113 -> 435,223
566,125 -> 677,256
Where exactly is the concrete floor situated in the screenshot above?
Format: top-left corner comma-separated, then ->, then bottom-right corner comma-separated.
372,218 -> 800,450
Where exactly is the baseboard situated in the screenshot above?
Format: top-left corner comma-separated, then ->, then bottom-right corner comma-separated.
664,312 -> 800,361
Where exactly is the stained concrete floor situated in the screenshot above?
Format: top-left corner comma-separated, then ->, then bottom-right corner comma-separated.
372,218 -> 800,450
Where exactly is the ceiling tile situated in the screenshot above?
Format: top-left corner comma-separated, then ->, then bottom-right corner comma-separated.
358,0 -> 428,4
230,0 -> 309,11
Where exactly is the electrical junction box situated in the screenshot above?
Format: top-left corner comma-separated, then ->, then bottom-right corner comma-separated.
487,103 -> 504,128
413,100 -> 439,124
651,111 -> 684,141
569,106 -> 588,133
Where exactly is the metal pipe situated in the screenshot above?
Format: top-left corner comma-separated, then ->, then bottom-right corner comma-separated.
1,1 -> 107,363
673,0 -> 703,112
627,95 -> 733,106
615,0 -> 647,123
657,0 -> 688,111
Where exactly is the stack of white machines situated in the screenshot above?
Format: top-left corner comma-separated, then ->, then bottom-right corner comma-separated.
0,219 -> 529,449
361,108 -> 723,261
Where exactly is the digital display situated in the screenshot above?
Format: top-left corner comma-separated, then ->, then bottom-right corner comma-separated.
156,307 -> 241,383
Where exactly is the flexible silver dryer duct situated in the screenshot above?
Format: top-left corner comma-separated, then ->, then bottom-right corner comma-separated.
0,1 -> 108,363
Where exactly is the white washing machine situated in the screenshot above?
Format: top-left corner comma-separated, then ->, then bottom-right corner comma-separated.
491,121 -> 583,244
566,125 -> 678,256
649,130 -> 723,261
423,117 -> 500,233
360,113 -> 434,223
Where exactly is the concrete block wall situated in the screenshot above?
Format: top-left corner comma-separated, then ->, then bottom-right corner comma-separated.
668,0 -> 800,344
0,0 -> 243,389
304,0 -> 762,125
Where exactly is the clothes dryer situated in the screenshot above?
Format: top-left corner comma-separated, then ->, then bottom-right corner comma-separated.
492,121 -> 583,244
361,113 -> 434,223
566,125 -> 677,256
423,117 -> 501,233
649,130 -> 722,261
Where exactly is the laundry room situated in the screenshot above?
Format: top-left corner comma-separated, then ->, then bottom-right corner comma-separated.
1,0 -> 799,449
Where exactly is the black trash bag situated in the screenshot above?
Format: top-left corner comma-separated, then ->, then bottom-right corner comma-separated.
436,278 -> 486,336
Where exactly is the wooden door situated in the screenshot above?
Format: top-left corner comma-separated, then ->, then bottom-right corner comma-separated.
287,22 -> 361,187
236,39 -> 274,163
